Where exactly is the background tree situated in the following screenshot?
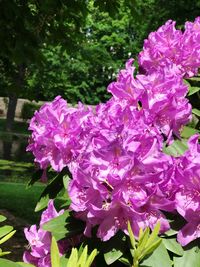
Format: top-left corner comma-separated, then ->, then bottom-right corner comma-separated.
1,0 -> 200,130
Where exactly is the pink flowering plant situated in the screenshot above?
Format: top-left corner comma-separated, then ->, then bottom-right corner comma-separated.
3,17 -> 200,267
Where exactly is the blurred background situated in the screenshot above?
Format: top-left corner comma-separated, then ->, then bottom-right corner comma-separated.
0,0 -> 200,261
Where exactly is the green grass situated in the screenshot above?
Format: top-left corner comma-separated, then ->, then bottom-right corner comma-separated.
0,159 -> 34,183
0,182 -> 44,224
0,118 -> 29,135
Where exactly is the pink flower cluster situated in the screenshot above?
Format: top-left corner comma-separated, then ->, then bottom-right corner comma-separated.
23,201 -> 66,267
175,135 -> 200,246
139,17 -> 200,77
27,17 -> 200,249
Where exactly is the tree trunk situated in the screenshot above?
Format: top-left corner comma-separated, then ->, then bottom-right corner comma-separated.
6,64 -> 25,132
6,93 -> 18,131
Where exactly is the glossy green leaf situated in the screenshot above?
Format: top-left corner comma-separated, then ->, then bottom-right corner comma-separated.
163,140 -> 188,156
27,169 -> 43,188
35,195 -> 49,212
136,227 -> 150,258
35,168 -> 67,211
60,256 -> 68,267
162,228 -> 178,237
51,236 -> 60,267
0,226 -> 13,239
127,221 -> 136,249
85,249 -> 98,267
118,257 -> 130,266
0,258 -> 22,267
188,76 -> 200,82
16,262 -> 35,267
103,233 -> 126,265
0,215 -> 6,222
43,211 -> 85,241
162,238 -> 184,256
174,246 -> 200,267
192,108 -> 200,117
145,222 -> 160,248
77,245 -> 88,266
0,230 -> 16,245
43,211 -> 70,240
141,242 -> 172,267
0,250 -> 10,257
104,247 -> 124,265
181,126 -> 199,138
140,239 -> 162,261
188,86 -> 200,96
67,248 -> 78,267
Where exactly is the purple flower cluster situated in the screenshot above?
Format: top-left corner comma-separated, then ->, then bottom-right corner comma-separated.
27,96 -> 93,172
174,135 -> 200,246
139,17 -> 200,77
23,201 -> 66,267
27,17 -> 200,248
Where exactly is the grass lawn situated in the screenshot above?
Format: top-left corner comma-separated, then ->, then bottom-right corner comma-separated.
0,182 -> 44,224
0,159 -> 34,183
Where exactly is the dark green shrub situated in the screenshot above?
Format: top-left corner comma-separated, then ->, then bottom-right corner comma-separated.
21,102 -> 41,121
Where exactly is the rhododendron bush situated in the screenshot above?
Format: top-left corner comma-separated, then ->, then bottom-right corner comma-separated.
2,17 -> 200,267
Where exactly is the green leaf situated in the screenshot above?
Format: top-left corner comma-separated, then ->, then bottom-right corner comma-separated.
162,238 -> 184,256
63,175 -> 71,190
145,222 -> 160,248
27,169 -> 43,188
0,226 -> 13,239
60,256 -> 68,267
0,215 -> 6,222
188,76 -> 200,82
136,227 -> 150,258
77,246 -> 88,266
192,108 -> 200,117
141,242 -> 172,267
118,257 -> 131,266
104,247 -> 124,265
35,195 -> 49,212
184,79 -> 191,90
174,246 -> 200,267
43,211 -> 85,241
140,239 -> 162,261
188,86 -> 200,96
35,168 -> 67,211
0,258 -> 22,267
162,228 -> 178,237
85,249 -> 98,267
67,248 -> 78,267
0,250 -> 11,257
163,140 -> 188,157
0,230 -> 16,245
181,126 -> 199,138
127,221 -> 136,249
16,262 -> 35,267
103,233 -> 126,265
51,236 -> 60,267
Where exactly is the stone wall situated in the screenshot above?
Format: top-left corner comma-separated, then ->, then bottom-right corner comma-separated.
0,97 -> 45,119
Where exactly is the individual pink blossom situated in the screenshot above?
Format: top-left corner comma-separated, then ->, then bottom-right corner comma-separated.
174,135 -> 200,246
23,200 -> 65,267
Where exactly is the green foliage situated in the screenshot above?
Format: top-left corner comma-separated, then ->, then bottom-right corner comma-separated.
21,102 -> 41,121
0,215 -> 16,257
173,246 -> 200,267
50,237 -> 98,267
66,245 -> 98,267
125,221 -> 162,267
42,211 -> 85,241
